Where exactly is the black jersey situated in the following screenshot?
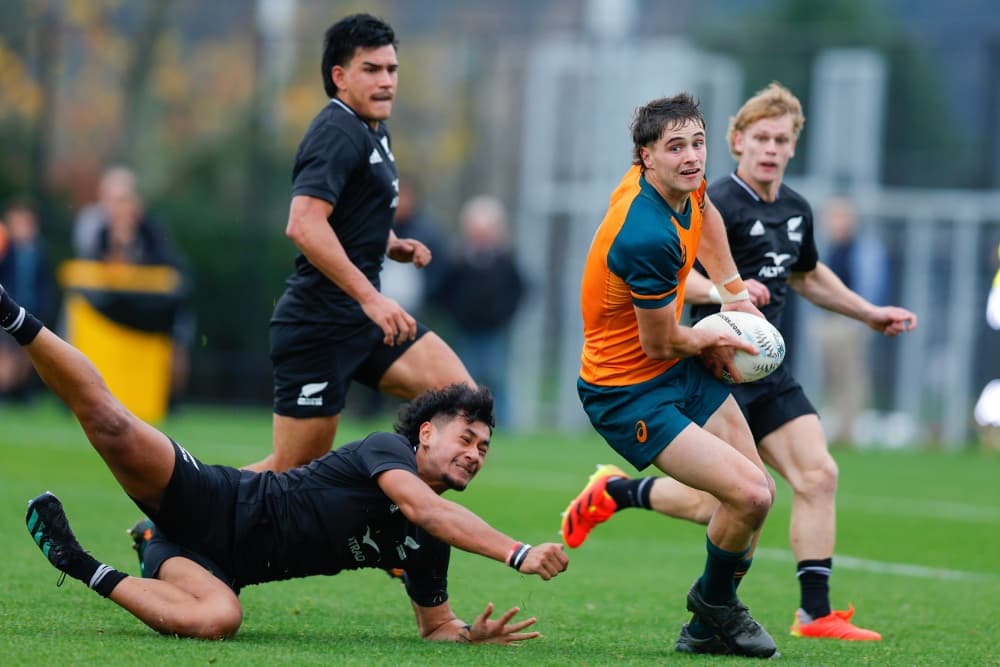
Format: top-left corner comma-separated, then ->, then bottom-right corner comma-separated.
690,173 -> 818,330
273,98 -> 399,325
233,432 -> 449,606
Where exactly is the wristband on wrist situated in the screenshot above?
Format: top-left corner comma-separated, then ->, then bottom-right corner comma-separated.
506,542 -> 532,571
715,274 -> 749,304
719,286 -> 750,304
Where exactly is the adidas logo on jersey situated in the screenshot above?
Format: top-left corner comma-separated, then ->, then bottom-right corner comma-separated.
381,136 -> 395,162
369,149 -> 383,164
750,220 -> 765,236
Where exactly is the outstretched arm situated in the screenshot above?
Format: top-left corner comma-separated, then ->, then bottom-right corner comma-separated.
377,469 -> 568,579
411,600 -> 540,644
790,262 -> 917,335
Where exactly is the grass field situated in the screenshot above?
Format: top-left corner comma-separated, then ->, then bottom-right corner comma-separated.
1,399 -> 998,666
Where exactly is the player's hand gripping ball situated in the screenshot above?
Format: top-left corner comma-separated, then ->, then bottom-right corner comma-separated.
694,311 -> 785,383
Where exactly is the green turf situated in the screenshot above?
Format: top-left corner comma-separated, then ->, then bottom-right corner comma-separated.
1,398 -> 998,666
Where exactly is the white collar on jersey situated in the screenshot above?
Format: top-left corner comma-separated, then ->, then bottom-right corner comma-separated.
729,172 -> 761,202
329,97 -> 371,130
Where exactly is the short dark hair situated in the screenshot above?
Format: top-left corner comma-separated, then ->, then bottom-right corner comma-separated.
321,14 -> 398,98
631,93 -> 705,167
394,384 -> 495,446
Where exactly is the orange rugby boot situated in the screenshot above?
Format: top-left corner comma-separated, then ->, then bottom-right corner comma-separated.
790,604 -> 882,641
560,464 -> 626,548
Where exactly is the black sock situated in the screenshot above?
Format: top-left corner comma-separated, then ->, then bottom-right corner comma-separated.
0,289 -> 42,345
62,550 -> 103,584
688,556 -> 755,640
59,549 -> 127,598
734,557 -> 753,590
90,566 -> 128,598
797,558 -> 832,619
605,477 -> 653,510
700,537 -> 750,604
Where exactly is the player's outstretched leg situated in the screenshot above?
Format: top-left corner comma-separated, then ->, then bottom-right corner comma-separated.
685,578 -> 777,658
791,604 -> 882,641
31,494 -> 243,639
26,492 -> 127,596
561,464 -> 626,548
3,282 -> 178,506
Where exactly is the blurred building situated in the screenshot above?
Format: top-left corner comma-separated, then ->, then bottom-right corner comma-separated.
1,0 -> 999,444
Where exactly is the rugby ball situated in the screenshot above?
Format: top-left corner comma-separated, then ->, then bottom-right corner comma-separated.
693,311 -> 785,384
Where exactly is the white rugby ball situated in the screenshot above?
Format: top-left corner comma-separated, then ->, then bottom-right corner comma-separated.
693,311 -> 785,384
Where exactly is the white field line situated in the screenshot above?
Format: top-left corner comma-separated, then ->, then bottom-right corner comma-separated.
580,539 -> 998,583
752,547 -> 997,582
836,495 -> 1000,524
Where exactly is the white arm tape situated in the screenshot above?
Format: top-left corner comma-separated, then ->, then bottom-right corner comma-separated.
714,282 -> 750,304
707,286 -> 723,304
720,287 -> 751,304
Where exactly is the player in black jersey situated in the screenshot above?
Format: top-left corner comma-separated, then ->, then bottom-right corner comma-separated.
4,285 -> 567,642
668,83 -> 915,643
249,14 -> 474,473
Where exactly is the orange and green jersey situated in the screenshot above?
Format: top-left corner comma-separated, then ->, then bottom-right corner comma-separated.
579,165 -> 706,386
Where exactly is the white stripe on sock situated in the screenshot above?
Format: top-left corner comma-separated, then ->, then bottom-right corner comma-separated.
89,564 -> 114,589
2,306 -> 25,332
797,566 -> 833,577
637,477 -> 654,507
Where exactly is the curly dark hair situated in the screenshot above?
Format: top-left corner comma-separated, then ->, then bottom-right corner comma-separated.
321,13 -> 398,98
394,384 -> 495,446
631,93 -> 705,169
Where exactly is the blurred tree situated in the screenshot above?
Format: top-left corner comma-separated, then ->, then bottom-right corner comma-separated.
118,0 -> 174,165
694,0 -> 976,187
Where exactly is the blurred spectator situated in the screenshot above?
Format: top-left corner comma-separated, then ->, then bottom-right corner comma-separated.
0,200 -> 52,400
974,242 -> 1000,453
75,166 -> 195,407
437,196 -> 524,425
73,166 -> 133,258
79,166 -> 180,266
381,174 -> 447,329
381,175 -> 449,320
815,195 -> 890,443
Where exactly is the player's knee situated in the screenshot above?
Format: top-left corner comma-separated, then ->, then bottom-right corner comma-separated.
736,472 -> 773,528
206,607 -> 243,640
173,602 -> 243,640
800,454 -> 838,499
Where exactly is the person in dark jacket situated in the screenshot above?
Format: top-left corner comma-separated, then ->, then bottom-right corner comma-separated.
437,196 -> 524,425
0,199 -> 51,399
